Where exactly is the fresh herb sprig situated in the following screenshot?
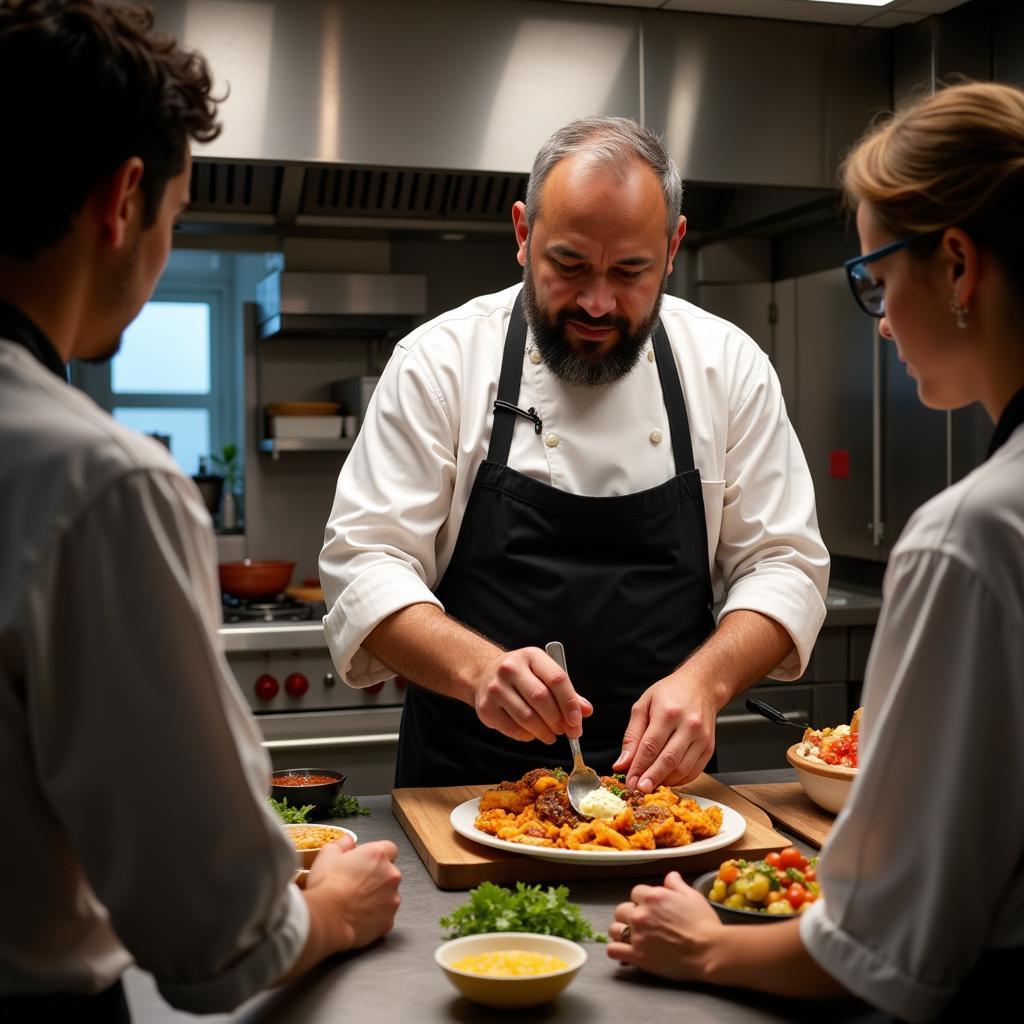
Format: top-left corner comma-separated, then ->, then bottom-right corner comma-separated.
329,793 -> 371,818
268,796 -> 314,823
440,882 -> 606,942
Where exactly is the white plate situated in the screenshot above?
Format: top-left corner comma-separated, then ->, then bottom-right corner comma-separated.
450,795 -> 746,865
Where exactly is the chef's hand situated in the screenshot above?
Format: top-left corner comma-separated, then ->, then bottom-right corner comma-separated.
305,835 -> 402,951
472,646 -> 593,744
613,670 -> 717,791
607,871 -> 723,981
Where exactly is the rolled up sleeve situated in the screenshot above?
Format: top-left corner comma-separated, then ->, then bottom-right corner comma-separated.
320,343 -> 454,685
715,354 -> 828,678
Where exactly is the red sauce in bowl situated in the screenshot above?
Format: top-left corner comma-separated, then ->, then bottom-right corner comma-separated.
273,773 -> 338,786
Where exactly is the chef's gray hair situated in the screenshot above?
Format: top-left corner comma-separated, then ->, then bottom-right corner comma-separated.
524,117 -> 682,236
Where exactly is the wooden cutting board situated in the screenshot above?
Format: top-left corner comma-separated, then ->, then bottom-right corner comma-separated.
731,783 -> 836,849
393,775 -> 789,890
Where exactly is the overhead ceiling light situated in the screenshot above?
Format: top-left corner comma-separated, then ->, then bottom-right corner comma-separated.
803,1 -> 894,6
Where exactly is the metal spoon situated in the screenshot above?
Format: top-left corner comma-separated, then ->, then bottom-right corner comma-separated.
545,641 -> 602,815
745,696 -> 807,731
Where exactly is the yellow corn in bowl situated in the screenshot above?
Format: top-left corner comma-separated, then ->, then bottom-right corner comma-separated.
434,933 -> 586,1007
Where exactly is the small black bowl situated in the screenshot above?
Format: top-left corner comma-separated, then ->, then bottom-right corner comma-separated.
271,768 -> 345,819
692,871 -> 794,925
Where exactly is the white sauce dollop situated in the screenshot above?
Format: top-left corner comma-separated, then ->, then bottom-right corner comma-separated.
579,786 -> 627,819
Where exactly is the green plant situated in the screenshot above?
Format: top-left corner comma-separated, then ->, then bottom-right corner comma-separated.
329,793 -> 371,818
211,442 -> 242,492
268,796 -> 314,823
440,882 -> 606,942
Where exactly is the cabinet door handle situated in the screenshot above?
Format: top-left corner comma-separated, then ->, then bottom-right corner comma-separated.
716,712 -> 808,728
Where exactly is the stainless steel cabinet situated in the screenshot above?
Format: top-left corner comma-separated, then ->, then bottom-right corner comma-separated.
778,268 -> 952,560
716,681 -> 847,773
699,268 -> 976,561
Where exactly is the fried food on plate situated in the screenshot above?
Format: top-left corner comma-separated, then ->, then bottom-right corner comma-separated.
474,767 -> 722,851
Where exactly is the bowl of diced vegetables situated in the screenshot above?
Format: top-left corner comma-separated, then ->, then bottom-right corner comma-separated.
694,847 -> 821,923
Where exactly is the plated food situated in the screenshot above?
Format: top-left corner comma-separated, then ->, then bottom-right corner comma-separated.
435,932 -> 586,1008
787,708 -> 863,814
282,822 -> 357,869
702,848 -> 820,920
795,708 -> 862,768
450,767 -> 745,864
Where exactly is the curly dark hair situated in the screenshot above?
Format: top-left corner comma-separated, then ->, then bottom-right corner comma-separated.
0,0 -> 222,259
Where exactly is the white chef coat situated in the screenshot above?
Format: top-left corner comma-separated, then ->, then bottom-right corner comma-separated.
0,339 -> 308,1011
321,283 -> 828,686
801,423 -> 1024,1021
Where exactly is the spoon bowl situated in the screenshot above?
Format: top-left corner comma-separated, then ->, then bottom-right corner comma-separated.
545,641 -> 601,815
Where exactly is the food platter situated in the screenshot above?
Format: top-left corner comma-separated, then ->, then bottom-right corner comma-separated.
450,796 -> 746,865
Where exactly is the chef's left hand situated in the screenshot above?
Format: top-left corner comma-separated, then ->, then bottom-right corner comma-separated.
607,871 -> 722,981
613,669 -> 717,791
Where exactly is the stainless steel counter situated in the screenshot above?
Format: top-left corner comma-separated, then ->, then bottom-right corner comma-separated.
822,585 -> 882,628
216,583 -> 883,655
122,772 -> 887,1024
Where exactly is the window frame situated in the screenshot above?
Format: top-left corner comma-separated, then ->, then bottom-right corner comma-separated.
71,274 -> 239,477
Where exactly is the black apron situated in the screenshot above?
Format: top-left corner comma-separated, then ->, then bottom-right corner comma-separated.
395,293 -> 717,787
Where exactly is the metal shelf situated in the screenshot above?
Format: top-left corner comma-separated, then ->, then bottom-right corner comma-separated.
258,437 -> 355,459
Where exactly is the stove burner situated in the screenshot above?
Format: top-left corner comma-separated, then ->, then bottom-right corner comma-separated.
222,594 -> 314,623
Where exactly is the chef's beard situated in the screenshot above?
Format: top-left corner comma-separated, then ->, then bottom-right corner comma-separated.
522,254 -> 667,387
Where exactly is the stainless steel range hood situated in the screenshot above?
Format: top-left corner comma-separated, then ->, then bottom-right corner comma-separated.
155,0 -> 893,240
255,271 -> 427,339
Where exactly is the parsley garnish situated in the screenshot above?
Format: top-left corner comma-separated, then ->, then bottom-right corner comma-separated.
440,882 -> 606,942
607,783 -> 627,798
268,796 -> 314,823
551,768 -> 567,781
329,793 -> 371,818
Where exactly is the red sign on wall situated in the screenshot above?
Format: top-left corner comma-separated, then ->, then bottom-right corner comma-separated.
830,450 -> 850,479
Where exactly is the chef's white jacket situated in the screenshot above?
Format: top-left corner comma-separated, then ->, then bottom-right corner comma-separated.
321,284 -> 829,686
0,340 -> 307,1009
801,423 -> 1024,1021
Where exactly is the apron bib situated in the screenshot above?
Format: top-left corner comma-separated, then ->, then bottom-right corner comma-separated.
395,292 -> 716,787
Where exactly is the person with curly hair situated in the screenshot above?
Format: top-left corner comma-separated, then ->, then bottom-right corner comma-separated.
0,3 -> 400,1018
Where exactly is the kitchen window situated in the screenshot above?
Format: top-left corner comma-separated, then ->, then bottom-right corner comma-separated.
72,250 -> 251,478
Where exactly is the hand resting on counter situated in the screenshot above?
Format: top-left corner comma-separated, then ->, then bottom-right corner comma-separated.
277,834 -> 402,984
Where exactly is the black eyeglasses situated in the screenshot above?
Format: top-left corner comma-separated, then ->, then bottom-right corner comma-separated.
843,231 -> 943,318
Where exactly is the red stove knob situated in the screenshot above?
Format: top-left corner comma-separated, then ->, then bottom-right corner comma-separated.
254,674 -> 279,701
285,672 -> 309,697
367,681 -> 385,694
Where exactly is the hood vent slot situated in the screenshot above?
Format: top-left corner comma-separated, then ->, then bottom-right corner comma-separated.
189,162 -> 282,217
300,166 -> 527,221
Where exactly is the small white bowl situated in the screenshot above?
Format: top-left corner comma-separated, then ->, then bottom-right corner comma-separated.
282,823 -> 357,869
434,932 -> 587,1008
787,743 -> 857,814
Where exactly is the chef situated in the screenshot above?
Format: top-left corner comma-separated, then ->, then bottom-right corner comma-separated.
320,117 -> 829,789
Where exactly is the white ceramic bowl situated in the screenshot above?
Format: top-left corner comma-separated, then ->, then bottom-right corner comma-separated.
434,932 -> 587,1008
282,823 -> 357,869
786,743 -> 857,814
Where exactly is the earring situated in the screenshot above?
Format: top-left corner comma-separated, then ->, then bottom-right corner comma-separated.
949,294 -> 968,330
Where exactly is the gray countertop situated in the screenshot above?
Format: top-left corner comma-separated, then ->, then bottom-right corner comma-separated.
123,771 -> 887,1024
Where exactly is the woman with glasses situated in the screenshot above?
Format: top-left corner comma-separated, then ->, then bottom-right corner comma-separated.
605,80 -> 1024,1022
